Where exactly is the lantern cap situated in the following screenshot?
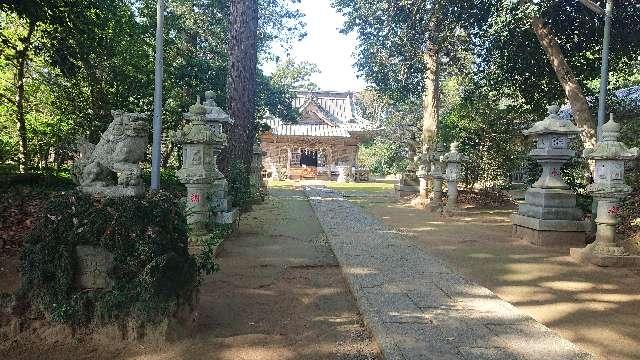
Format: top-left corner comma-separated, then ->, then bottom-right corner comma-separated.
523,105 -> 582,136
584,115 -> 639,160
203,91 -> 233,124
601,114 -> 622,142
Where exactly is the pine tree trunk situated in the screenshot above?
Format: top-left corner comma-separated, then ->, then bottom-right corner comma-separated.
15,20 -> 35,173
422,42 -> 440,145
531,17 -> 596,148
222,0 -> 258,174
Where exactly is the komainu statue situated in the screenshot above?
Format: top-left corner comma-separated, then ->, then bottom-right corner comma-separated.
72,111 -> 149,197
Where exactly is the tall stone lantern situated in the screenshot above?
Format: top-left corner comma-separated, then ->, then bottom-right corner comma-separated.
174,99 -> 217,235
571,116 -> 639,266
512,105 -> 586,247
441,142 -> 467,214
202,92 -> 239,226
428,143 -> 446,212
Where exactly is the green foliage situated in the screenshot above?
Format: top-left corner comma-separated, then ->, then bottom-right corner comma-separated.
0,0 -> 305,171
192,225 -> 231,276
333,0 -> 491,101
438,86 -> 536,188
358,139 -> 407,176
227,162 -> 259,210
16,191 -> 199,326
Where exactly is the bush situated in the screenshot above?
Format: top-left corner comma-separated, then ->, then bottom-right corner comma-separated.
15,191 -> 199,326
358,138 -> 408,176
227,162 -> 264,210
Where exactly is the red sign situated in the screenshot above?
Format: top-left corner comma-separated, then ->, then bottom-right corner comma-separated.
190,193 -> 201,203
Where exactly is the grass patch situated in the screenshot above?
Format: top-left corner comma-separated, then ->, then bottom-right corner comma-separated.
326,181 -> 394,193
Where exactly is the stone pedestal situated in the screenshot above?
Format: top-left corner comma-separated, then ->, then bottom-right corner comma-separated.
337,165 -> 353,183
571,116 -> 639,266
512,105 -> 586,247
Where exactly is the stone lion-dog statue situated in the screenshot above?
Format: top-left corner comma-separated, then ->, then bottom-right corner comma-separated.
72,111 -> 149,197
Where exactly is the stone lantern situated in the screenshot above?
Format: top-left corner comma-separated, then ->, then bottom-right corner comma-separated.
174,99 -> 217,235
203,92 -> 239,225
571,116 -> 639,266
512,105 -> 586,246
416,144 -> 431,200
441,142 -> 467,214
428,143 -> 446,212
174,96 -> 238,239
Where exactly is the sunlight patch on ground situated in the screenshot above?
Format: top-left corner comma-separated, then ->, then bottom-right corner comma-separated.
521,301 -> 620,323
540,281 -> 602,292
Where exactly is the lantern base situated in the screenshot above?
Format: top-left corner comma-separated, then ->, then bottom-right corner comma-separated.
518,188 -> 583,220
570,245 -> 640,267
214,208 -> 240,229
511,214 -> 587,247
394,184 -> 419,198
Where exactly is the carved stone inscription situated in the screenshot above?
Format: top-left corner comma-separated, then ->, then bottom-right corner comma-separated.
75,245 -> 114,290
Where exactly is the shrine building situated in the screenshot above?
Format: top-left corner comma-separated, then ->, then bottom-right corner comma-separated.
260,90 -> 372,180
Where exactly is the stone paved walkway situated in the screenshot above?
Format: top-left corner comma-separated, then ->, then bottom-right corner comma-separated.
304,186 -> 594,360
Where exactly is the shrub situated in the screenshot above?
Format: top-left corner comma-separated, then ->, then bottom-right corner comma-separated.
15,191 -> 199,326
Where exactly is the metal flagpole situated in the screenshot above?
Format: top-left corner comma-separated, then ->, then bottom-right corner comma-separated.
579,0 -> 614,141
596,0 -> 614,141
151,0 -> 165,190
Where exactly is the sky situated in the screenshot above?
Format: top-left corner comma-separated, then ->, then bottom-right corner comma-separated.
261,0 -> 368,92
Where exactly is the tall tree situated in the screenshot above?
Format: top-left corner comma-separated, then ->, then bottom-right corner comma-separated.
485,0 -> 640,147
224,0 -> 259,173
333,0 -> 490,146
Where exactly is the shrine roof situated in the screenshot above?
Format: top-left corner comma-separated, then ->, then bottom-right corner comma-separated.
262,90 -> 373,139
263,117 -> 352,137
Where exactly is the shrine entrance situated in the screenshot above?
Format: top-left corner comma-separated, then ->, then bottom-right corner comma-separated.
300,149 -> 318,167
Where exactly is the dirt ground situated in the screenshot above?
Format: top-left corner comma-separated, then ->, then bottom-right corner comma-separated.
0,186 -> 379,360
336,183 -> 640,360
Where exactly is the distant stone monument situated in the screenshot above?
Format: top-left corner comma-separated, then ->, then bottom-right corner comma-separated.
512,105 -> 586,247
336,165 -> 353,183
571,116 -> 640,266
252,141 -> 267,195
416,144 -> 431,200
395,146 -> 420,197
441,142 -> 466,214
72,111 -> 149,197
428,143 -> 446,212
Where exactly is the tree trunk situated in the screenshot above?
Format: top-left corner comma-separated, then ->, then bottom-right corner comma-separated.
221,0 -> 258,175
421,42 -> 440,145
15,20 -> 36,173
531,17 -> 596,148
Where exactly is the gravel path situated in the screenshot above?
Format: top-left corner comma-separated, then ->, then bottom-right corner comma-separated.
305,186 -> 594,360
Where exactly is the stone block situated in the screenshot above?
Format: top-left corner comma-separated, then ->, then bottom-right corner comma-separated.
75,246 -> 114,290
214,208 -> 239,226
524,188 -> 577,208
570,247 -> 640,267
209,197 -> 229,212
512,224 -> 585,247
394,184 -> 419,198
518,203 -> 583,221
